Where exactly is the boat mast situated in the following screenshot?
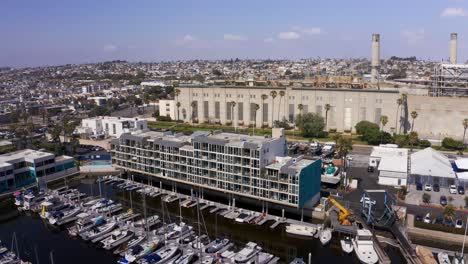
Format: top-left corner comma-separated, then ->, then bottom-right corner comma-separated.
461,215 -> 468,258
197,185 -> 202,258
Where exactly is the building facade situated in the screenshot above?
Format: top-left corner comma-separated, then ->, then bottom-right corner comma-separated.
110,128 -> 322,209
158,99 -> 176,120
176,85 -> 400,133
75,116 -> 148,139
0,149 -> 77,193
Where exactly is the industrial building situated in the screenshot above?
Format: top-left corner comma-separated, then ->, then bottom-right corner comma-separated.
0,149 -> 77,193
408,147 -> 456,187
75,116 -> 148,139
110,128 -> 322,209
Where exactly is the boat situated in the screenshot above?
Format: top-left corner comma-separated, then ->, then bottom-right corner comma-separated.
249,214 -> 265,225
235,213 -> 250,223
437,252 -> 450,264
256,252 -> 275,264
179,234 -> 196,245
21,192 -> 46,211
137,245 -> 181,264
234,242 -> 261,263
319,228 -> 332,246
165,223 -> 192,240
0,241 -> 8,255
190,235 -> 209,250
289,258 -> 306,264
155,223 -> 176,236
352,229 -> 379,264
101,230 -> 134,250
285,224 -> 316,238
114,209 -> 140,223
174,249 -> 196,264
97,203 -> 123,214
48,205 -> 82,225
80,221 -> 117,241
415,246 -> 437,264
82,197 -> 106,208
113,235 -> 146,256
133,215 -> 159,229
340,236 -> 354,254
200,256 -> 214,264
121,240 -> 159,263
205,238 -> 229,253
68,214 -> 104,236
0,251 -> 20,264
90,199 -> 115,211
453,254 -> 465,264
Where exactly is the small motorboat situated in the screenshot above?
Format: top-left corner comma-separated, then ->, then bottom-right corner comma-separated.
234,242 -> 261,263
205,238 -> 229,253
138,245 -> 181,264
174,249 -> 197,264
68,215 -> 104,237
80,221 -> 117,241
340,236 -> 353,254
49,205 -> 82,225
165,223 -> 192,240
319,228 -> 332,246
437,252 -> 450,264
101,230 -> 134,250
133,215 -> 159,229
113,235 -> 146,255
285,224 -> 316,238
256,252 -> 275,264
122,240 -> 159,263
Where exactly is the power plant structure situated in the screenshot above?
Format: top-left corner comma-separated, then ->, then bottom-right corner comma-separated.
371,33 -> 381,86
450,33 -> 458,64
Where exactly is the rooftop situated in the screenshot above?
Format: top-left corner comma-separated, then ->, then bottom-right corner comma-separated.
0,149 -> 54,163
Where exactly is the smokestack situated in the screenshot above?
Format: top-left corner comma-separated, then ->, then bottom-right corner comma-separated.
371,33 -> 380,85
450,33 -> 458,64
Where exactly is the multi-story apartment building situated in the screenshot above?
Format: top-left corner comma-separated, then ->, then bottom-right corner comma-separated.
0,149 -> 77,193
75,116 -> 148,139
111,128 -> 322,209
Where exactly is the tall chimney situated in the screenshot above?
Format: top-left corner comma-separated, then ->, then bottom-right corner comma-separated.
371,33 -> 380,85
450,33 -> 458,64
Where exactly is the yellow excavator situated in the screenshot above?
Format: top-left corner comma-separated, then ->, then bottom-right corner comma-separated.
327,197 -> 354,226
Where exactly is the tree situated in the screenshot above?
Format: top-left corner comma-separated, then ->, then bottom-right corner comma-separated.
419,139 -> 431,148
295,113 -> 325,137
410,111 -> 418,132
270,91 -> 277,126
176,102 -> 181,121
395,98 -> 403,133
355,121 -> 380,135
463,118 -> 468,145
380,115 -> 388,131
408,131 -> 419,151
400,93 -> 408,134
175,88 -> 180,101
278,91 -> 285,122
253,103 -> 260,134
261,94 -> 268,127
50,125 -> 62,143
324,104 -> 331,131
190,101 -> 197,123
21,112 -> 29,125
230,101 -> 236,129
422,193 -> 431,203
336,136 -> 353,159
297,104 -> 304,115
442,137 -> 464,150
443,204 -> 455,220
332,132 -> 343,144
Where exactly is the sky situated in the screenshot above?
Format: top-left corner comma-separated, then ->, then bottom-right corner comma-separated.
2,0 -> 468,67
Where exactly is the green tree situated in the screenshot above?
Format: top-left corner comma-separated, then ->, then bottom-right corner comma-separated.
355,121 -> 380,135
295,113 -> 325,137
324,104 -> 331,131
297,104 -> 304,115
176,102 -> 181,121
230,101 -> 236,129
261,94 -> 268,127
463,118 -> 468,145
442,137 -> 464,150
336,136 -> 353,158
408,131 -> 419,151
253,103 -> 260,134
190,101 -> 197,123
278,91 -> 285,122
443,204 -> 455,220
50,125 -> 62,143
411,111 -> 418,132
422,193 -> 431,203
395,98 -> 403,133
380,115 -> 388,131
270,91 -> 277,126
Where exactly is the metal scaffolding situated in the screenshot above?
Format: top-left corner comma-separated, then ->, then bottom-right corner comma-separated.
431,63 -> 468,97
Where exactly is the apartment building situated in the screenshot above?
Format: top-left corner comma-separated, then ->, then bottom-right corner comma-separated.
110,128 -> 322,209
158,99 -> 176,120
75,116 -> 148,139
0,149 -> 77,193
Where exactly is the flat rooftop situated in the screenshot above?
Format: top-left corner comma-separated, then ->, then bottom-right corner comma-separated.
0,149 -> 54,163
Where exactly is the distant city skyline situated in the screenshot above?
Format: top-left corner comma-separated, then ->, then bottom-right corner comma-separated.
2,0 -> 468,67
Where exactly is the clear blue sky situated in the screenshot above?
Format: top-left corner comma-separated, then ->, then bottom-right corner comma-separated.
1,0 -> 468,67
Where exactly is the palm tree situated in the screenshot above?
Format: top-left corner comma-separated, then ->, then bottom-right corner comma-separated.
395,98 -> 403,134
253,103 -> 260,135
463,118 -> 468,145
176,102 -> 181,122
408,131 -> 419,152
175,88 -> 181,99
400,93 -> 408,134
190,101 -> 197,123
324,104 -> 331,131
380,115 -> 389,131
270,91 -> 277,126
261,94 -> 268,128
230,101 -> 236,129
443,204 -> 455,220
410,111 -> 418,132
278,91 -> 285,122
297,104 -> 304,115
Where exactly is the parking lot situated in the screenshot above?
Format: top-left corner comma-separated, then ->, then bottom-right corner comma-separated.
406,184 -> 466,208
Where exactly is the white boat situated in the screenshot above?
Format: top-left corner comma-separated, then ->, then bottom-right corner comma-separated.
90,199 -> 115,210
114,209 -> 140,223
165,223 -> 192,240
256,252 -> 275,264
97,203 -> 123,214
82,198 -> 106,208
0,240 -> 8,255
21,192 -> 45,211
174,249 -> 196,264
48,206 -> 82,225
113,235 -> 146,256
454,254 -> 465,264
133,215 -> 159,229
285,224 -> 316,237
340,236 -> 354,254
138,245 -> 181,264
234,242 -> 261,263
200,255 -> 214,264
437,252 -> 450,264
80,221 -> 117,241
122,240 -> 160,263
319,228 -> 332,246
68,214 -> 104,236
352,229 -> 378,264
101,230 -> 134,250
205,238 -> 230,253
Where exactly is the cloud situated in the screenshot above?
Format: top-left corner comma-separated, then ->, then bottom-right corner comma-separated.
292,26 -> 322,35
441,7 -> 467,17
278,31 -> 300,40
176,34 -> 196,46
402,29 -> 426,45
223,34 -> 247,41
263,37 -> 274,43
103,44 -> 117,52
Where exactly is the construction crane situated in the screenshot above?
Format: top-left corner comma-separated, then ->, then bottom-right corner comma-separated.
327,197 -> 353,226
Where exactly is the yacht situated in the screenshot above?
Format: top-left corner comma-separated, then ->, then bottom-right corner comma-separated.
97,203 -> 123,214
340,236 -> 354,254
165,223 -> 192,240
101,230 -> 134,250
113,235 -> 146,256
122,240 -> 160,263
174,249 -> 197,264
285,224 -> 316,238
319,228 -> 332,246
133,215 -> 159,229
234,242 -> 261,263
138,245 -> 181,264
48,205 -> 82,225
205,238 -> 230,253
352,229 -> 378,264
80,221 -> 117,241
82,197 -> 106,208
68,214 -> 104,236
21,192 -> 45,211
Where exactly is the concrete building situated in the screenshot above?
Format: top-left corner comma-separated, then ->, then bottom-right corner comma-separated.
158,99 -> 177,120
369,145 -> 409,186
176,85 -> 400,133
75,116 -> 148,139
110,128 -> 322,209
0,149 -> 77,193
409,147 -> 456,187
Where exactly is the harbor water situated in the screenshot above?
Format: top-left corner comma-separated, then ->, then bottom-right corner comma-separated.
0,176 -> 406,263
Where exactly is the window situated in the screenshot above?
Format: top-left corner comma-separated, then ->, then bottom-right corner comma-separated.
288,104 -> 295,122
237,102 -> 243,121
203,101 -> 209,119
112,124 -> 116,135
262,103 -> 268,123
374,108 -> 382,124
215,102 -> 220,119
226,102 -> 232,120
250,103 -> 257,122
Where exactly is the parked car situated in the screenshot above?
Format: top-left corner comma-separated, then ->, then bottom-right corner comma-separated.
440,195 -> 448,206
458,186 -> 465,195
416,182 -> 423,191
433,183 -> 440,192
415,215 -> 423,222
434,216 -> 444,225
450,185 -> 458,194
424,184 -> 432,191
456,219 -> 463,228
423,213 -> 431,224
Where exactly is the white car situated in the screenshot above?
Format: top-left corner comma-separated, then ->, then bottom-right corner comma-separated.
360,197 -> 376,206
449,185 -> 458,194
423,213 -> 431,224
424,184 -> 432,191
456,219 -> 463,228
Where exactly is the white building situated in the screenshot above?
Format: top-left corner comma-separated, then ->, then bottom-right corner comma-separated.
75,116 -> 148,139
87,96 -> 108,106
409,148 -> 455,187
369,145 -> 409,186
158,100 -> 177,120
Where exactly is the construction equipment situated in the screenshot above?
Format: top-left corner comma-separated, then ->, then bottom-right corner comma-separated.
327,197 -> 353,226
